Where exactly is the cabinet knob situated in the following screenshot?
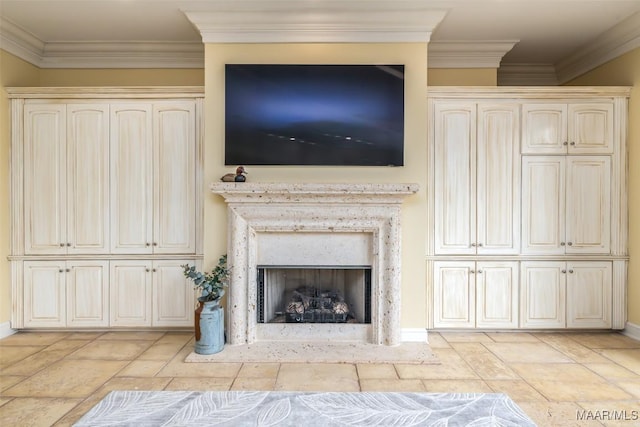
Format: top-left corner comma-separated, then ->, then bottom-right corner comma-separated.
59,243 -> 65,247
59,269 -> 64,273
562,269 -> 567,273
563,141 -> 568,145
570,141 -> 576,146
153,242 -> 158,246
67,243 -> 71,247
470,270 -> 475,274
567,242 -> 573,246
145,268 -> 150,272
477,269 -> 483,273
146,243 -> 150,247
477,243 -> 483,247
568,269 -> 574,274
66,268 -> 70,272
152,268 -> 157,272
560,242 -> 565,246
471,243 -> 476,247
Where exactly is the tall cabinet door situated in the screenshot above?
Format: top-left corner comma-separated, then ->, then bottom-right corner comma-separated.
522,156 -> 566,254
565,156 -> 611,254
23,260 -> 67,327
110,104 -> 153,254
433,261 -> 475,327
476,104 -> 520,254
153,102 -> 196,254
67,104 -> 110,254
23,104 -> 67,255
66,261 -> 109,327
434,103 -> 476,254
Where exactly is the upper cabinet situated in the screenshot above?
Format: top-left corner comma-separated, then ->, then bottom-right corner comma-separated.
434,102 -> 520,255
521,102 -> 614,154
24,104 -> 110,255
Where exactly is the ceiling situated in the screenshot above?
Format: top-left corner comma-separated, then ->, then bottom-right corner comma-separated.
1,0 -> 640,84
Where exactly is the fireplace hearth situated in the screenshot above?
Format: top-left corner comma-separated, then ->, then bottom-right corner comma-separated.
210,182 -> 418,346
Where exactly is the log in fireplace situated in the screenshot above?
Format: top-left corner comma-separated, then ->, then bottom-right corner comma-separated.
257,266 -> 372,324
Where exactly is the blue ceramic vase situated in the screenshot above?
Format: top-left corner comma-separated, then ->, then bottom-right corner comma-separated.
194,300 -> 224,355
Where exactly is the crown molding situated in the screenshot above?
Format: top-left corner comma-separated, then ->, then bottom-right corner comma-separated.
427,40 -> 518,68
498,63 -> 558,86
184,1 -> 447,43
555,11 -> 640,84
0,17 -> 204,68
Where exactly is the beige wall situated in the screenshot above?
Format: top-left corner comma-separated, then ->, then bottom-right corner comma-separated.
567,47 -> 640,325
428,68 -> 497,86
204,43 -> 430,328
0,51 -> 40,325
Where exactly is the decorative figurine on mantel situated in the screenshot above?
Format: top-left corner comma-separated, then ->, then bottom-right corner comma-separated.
220,166 -> 247,182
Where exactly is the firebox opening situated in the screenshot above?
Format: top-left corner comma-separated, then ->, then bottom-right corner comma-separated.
257,266 -> 372,324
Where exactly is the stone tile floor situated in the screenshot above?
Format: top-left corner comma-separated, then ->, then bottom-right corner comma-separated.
0,330 -> 638,426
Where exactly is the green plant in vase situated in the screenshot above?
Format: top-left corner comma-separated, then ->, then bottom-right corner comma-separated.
181,255 -> 229,303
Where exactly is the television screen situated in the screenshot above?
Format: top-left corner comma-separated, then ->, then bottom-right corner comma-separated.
224,64 -> 404,166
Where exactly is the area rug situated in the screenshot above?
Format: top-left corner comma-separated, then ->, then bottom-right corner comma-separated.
73,390 -> 536,426
184,342 -> 439,364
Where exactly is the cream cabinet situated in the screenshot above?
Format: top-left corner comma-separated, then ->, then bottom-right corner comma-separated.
23,260 -> 109,328
522,156 -> 611,254
429,87 -> 628,331
434,102 -> 520,255
433,261 -> 518,328
110,102 -> 196,255
23,103 -> 109,255
9,87 -> 204,330
521,102 -> 614,154
110,260 -> 195,327
521,261 -> 612,329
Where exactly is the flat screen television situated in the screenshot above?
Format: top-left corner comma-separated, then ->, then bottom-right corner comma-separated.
224,64 -> 404,166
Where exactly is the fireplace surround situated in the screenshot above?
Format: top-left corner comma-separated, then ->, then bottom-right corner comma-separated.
210,183 -> 418,346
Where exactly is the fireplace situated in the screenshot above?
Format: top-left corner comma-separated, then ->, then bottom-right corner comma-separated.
257,266 -> 372,324
210,183 -> 418,346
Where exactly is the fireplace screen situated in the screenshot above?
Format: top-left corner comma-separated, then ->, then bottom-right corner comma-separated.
257,266 -> 371,324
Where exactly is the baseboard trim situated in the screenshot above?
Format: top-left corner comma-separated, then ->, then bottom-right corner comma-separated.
401,328 -> 428,343
0,322 -> 17,340
622,322 -> 640,341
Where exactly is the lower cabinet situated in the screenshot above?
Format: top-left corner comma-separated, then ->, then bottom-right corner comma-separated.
110,260 -> 195,327
433,261 -> 518,328
24,260 -> 109,328
22,259 -> 195,328
520,261 -> 612,328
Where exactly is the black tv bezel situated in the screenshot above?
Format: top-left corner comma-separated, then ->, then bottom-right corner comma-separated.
223,63 -> 405,167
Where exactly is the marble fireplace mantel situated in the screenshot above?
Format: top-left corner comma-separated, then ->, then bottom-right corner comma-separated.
210,182 -> 419,346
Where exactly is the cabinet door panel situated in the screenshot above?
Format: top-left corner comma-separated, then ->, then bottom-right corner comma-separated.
522,157 -> 565,254
476,262 -> 518,328
153,103 -> 196,254
477,104 -> 520,254
521,104 -> 567,154
24,105 -> 66,254
110,104 -> 153,253
566,156 -> 611,254
567,262 -> 612,328
152,260 -> 195,326
67,261 -> 109,327
434,104 -> 476,254
433,261 -> 475,327
110,261 -> 152,326
67,104 -> 110,253
23,261 -> 66,327
568,103 -> 614,154
520,262 -> 566,328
